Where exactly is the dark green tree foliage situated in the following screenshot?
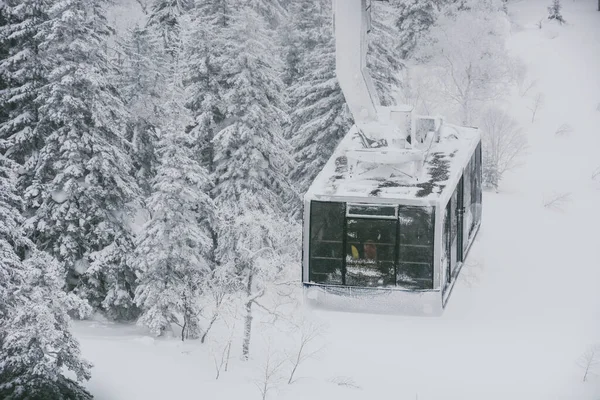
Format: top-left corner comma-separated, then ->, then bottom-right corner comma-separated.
0,154 -> 92,400
27,0 -> 141,319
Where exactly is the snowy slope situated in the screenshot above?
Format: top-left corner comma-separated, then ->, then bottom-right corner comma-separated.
74,1 -> 600,399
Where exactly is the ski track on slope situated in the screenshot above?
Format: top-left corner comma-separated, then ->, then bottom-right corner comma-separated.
74,1 -> 600,399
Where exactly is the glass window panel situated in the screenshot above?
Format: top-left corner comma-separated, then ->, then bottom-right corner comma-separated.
309,201 -> 345,285
463,157 -> 473,242
443,203 -> 451,287
347,204 -> 396,217
397,206 -> 434,289
396,263 -> 433,290
398,245 -> 432,263
345,218 -> 396,287
398,206 -> 434,245
469,142 -> 483,237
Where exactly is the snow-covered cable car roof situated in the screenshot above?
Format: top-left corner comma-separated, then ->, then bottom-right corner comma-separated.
305,122 -> 480,206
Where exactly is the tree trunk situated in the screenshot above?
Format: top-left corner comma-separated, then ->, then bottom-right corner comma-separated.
200,313 -> 218,344
241,270 -> 254,360
598,0 -> 599,11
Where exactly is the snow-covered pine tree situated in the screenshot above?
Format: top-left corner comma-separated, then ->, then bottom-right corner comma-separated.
0,5 -> 7,126
28,0 -> 141,320
133,73 -> 216,340
394,0 -> 437,59
211,1 -> 295,359
247,0 -> 286,29
287,0 -> 352,199
182,0 -> 230,172
146,0 -> 191,57
0,0 -> 48,186
117,25 -> 162,195
368,0 -> 403,106
0,154 -> 92,400
547,0 -> 565,24
286,0 -> 401,200
212,3 -> 293,218
281,0 -> 326,87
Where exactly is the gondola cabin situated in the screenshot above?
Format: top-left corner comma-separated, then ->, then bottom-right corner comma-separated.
301,0 -> 483,314
302,111 -> 482,315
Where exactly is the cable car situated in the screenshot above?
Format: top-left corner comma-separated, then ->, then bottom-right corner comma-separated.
301,0 -> 482,315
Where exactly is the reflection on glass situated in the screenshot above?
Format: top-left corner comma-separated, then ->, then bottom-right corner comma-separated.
347,204 -> 396,217
345,218 -> 396,287
309,202 -> 345,284
397,206 -> 434,290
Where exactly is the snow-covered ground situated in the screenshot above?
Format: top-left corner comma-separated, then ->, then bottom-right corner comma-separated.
74,1 -> 600,398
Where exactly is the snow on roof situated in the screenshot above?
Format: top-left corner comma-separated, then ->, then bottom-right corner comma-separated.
305,122 -> 480,206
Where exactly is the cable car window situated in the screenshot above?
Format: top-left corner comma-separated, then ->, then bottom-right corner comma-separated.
347,204 -> 397,218
397,206 -> 434,290
309,201 -> 345,284
345,218 -> 396,287
472,142 -> 482,232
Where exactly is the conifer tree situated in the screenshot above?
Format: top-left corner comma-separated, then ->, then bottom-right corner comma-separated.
369,0 -> 403,106
133,75 -> 216,340
147,0 -> 192,56
182,0 -> 230,171
117,25 -> 162,194
281,0 -> 325,87
0,0 -> 48,185
394,0 -> 437,59
27,0 -> 141,319
210,1 -> 295,359
547,0 -> 565,24
0,154 -> 92,400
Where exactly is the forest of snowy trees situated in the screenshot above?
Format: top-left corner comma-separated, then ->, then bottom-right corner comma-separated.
0,0 -> 520,397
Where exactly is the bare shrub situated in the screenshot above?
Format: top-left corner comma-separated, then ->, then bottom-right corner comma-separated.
255,345 -> 286,400
479,108 -> 528,191
543,192 -> 572,211
329,376 -> 361,390
577,344 -> 600,382
593,166 -> 600,181
210,320 -> 236,380
286,319 -> 327,384
555,123 -> 573,136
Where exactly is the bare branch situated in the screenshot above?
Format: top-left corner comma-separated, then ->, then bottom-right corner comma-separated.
543,192 -> 572,211
135,0 -> 149,14
329,376 -> 362,390
555,123 -> 573,136
287,320 -> 327,384
578,344 -> 600,382
255,346 -> 286,400
527,93 -> 545,122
